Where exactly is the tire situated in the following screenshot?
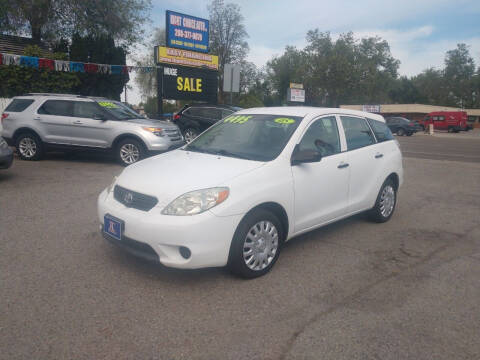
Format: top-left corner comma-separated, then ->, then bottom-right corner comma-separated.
448,127 -> 454,133
397,128 -> 405,136
183,127 -> 199,143
15,132 -> 44,161
406,132 -> 413,136
116,138 -> 145,166
368,178 -> 397,223
228,209 -> 284,279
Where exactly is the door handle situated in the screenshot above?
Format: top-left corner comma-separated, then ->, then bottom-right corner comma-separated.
375,153 -> 384,159
337,163 -> 349,169
73,120 -> 83,125
34,117 -> 41,121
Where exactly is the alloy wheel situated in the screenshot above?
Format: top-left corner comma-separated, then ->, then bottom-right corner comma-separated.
379,185 -> 395,218
18,137 -> 37,158
120,143 -> 140,164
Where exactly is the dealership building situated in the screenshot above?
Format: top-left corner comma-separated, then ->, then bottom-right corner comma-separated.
340,104 -> 480,128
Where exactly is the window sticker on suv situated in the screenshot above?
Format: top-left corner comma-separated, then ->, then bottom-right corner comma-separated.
98,101 -> 118,108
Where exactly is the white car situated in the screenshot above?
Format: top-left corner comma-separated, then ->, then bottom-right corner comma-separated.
98,107 -> 403,278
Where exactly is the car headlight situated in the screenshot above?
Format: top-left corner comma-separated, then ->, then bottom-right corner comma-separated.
0,137 -> 8,149
162,187 -> 229,216
143,127 -> 164,137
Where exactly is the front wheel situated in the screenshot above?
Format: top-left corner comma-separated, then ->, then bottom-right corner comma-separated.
369,179 -> 397,223
397,128 -> 405,136
16,133 -> 44,161
183,128 -> 199,143
116,138 -> 145,166
228,209 -> 283,279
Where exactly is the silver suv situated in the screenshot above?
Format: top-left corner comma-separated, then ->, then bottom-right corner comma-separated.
1,94 -> 184,166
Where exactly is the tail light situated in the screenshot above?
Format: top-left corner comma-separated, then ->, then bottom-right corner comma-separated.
173,114 -> 180,121
1,113 -> 8,124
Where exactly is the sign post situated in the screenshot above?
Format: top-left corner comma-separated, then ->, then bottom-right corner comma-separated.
223,64 -> 240,105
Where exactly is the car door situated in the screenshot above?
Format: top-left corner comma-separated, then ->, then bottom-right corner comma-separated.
292,115 -> 350,232
340,115 -> 380,213
69,101 -> 113,147
36,100 -> 74,144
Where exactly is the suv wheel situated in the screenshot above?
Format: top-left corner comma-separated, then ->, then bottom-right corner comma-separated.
397,128 -> 405,136
228,209 -> 283,279
369,179 -> 397,223
117,138 -> 145,166
16,133 -> 44,161
183,128 -> 199,143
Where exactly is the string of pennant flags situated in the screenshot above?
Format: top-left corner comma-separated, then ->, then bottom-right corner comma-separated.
0,53 -> 157,74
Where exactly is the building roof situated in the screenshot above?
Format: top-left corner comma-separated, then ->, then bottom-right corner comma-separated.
340,104 -> 480,116
0,34 -> 50,56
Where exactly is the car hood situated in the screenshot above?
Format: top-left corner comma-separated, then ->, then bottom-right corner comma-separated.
126,118 -> 178,129
116,150 -> 265,207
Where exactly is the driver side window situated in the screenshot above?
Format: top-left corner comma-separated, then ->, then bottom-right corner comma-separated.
298,116 -> 341,157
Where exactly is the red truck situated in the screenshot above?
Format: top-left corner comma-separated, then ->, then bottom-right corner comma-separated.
421,111 -> 468,133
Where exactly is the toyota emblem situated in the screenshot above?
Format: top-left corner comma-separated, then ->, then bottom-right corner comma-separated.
124,192 -> 134,205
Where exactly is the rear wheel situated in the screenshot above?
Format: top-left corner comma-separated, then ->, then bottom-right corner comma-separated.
228,209 -> 283,279
397,128 -> 405,136
369,179 -> 397,223
16,132 -> 44,161
183,127 -> 199,143
116,138 -> 145,166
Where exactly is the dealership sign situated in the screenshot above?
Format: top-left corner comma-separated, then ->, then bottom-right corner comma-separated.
166,10 -> 209,53
155,46 -> 218,70
287,88 -> 305,102
159,65 -> 218,103
362,105 -> 381,113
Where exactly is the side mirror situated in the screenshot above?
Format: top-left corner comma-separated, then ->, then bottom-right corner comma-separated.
93,114 -> 107,121
291,147 -> 322,166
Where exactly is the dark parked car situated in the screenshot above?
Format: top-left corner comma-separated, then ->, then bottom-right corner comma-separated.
0,137 -> 13,169
385,117 -> 421,136
173,104 -> 242,143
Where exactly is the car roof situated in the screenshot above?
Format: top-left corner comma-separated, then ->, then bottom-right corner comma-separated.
235,106 -> 386,122
186,103 -> 241,110
14,94 -> 109,101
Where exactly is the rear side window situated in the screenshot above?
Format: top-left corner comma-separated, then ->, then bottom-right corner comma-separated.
5,99 -> 34,112
367,118 -> 394,142
341,116 -> 376,150
197,108 -> 222,119
38,100 -> 72,116
72,101 -> 104,118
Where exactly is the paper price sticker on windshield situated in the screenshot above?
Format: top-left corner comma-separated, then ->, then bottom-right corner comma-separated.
224,115 -> 252,124
274,118 -> 295,124
98,102 -> 118,108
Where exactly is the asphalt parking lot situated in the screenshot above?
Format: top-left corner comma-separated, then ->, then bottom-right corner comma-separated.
1,133 -> 479,360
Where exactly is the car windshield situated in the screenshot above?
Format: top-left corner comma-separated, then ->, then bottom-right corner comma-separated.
96,100 -> 144,120
184,114 -> 302,161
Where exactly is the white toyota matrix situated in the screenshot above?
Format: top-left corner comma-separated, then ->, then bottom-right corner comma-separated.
98,107 -> 403,278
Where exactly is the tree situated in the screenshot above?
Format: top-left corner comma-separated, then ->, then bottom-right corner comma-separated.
388,76 -> 421,104
411,68 -> 448,106
208,0 -> 249,98
134,27 -> 165,100
1,0 -> 152,47
444,43 -> 476,107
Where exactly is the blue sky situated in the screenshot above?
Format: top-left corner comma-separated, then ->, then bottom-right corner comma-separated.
126,0 -> 480,104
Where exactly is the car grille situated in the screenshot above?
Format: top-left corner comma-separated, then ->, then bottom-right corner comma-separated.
113,185 -> 158,211
164,128 -> 182,141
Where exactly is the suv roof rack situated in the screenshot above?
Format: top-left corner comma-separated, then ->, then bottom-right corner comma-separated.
23,93 -> 83,97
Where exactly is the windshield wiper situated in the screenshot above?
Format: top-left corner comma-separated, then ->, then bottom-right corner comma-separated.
213,149 -> 250,160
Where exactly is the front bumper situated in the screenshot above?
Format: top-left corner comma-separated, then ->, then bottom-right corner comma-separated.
97,188 -> 243,269
0,147 -> 13,169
